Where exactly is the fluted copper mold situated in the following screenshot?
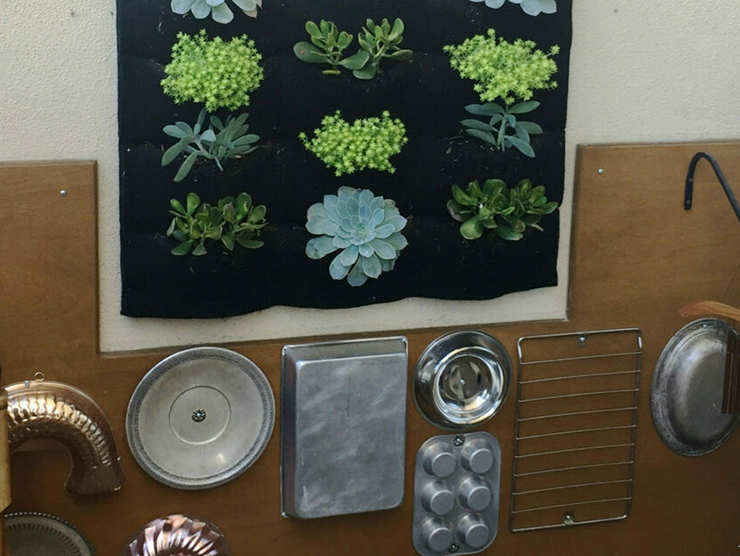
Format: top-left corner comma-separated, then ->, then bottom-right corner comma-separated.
5,377 -> 125,496
122,515 -> 231,556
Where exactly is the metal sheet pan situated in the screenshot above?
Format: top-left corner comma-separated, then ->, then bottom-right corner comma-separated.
281,337 -> 408,519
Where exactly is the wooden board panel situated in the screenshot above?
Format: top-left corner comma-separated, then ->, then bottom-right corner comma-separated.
1,143 -> 740,555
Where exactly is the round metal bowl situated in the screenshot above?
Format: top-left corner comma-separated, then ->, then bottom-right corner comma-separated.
5,512 -> 94,556
413,330 -> 512,430
651,318 -> 740,456
126,346 -> 275,489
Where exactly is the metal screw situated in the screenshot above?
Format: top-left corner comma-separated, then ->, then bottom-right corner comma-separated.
60,190 -> 67,197
448,542 -> 460,553
577,335 -> 587,347
564,512 -> 575,525
191,409 -> 207,423
598,168 -> 604,175
453,435 -> 465,447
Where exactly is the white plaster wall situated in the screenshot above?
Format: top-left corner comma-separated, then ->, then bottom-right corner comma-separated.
1,1 -> 738,351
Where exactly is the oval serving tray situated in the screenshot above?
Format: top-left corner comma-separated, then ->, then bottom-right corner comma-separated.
5,512 -> 94,556
651,318 -> 740,456
126,346 -> 275,489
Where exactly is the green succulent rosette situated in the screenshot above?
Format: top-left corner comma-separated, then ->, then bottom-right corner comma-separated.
305,187 -> 408,287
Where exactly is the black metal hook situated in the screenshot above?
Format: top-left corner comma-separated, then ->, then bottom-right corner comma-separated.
684,152 -> 740,224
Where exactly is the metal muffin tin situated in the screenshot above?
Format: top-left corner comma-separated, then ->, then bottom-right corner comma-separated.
413,331 -> 512,430
412,433 -> 501,556
5,512 -> 95,556
651,318 -> 740,456
126,346 -> 275,489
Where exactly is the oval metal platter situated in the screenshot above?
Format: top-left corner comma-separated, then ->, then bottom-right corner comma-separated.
126,346 -> 275,489
5,512 -> 95,556
651,318 -> 740,456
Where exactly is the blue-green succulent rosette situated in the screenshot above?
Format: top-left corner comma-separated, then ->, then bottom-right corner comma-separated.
171,0 -> 260,23
305,187 -> 409,287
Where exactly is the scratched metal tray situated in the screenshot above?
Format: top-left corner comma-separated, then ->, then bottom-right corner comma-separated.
281,337 -> 408,519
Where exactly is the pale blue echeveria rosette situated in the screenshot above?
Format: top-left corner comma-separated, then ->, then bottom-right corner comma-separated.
306,187 -> 409,287
171,0 -> 261,23
470,0 -> 557,16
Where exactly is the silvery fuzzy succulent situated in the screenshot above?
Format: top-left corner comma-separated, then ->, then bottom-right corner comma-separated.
171,0 -> 262,23
306,187 -> 408,287
470,0 -> 556,16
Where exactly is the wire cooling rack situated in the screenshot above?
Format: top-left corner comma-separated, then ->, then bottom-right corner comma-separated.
510,329 -> 643,532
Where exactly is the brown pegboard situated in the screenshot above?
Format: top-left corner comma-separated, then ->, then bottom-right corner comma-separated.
1,142 -> 740,554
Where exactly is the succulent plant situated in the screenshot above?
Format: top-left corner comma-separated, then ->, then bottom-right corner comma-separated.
293,20 -> 370,75
470,0 -> 557,16
353,18 -> 413,80
171,0 -> 263,23
162,109 -> 260,183
299,111 -> 408,176
305,187 -> 408,287
168,192 -> 267,256
162,31 -> 264,112
462,101 -> 543,158
447,178 -> 558,241
444,29 -> 559,104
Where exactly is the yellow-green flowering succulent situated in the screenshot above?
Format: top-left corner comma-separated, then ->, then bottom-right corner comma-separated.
444,29 -> 559,105
299,111 -> 408,176
162,30 -> 264,112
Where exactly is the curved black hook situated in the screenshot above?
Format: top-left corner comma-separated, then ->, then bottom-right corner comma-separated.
684,152 -> 740,224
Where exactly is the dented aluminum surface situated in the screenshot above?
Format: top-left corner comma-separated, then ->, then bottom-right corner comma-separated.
281,337 -> 408,519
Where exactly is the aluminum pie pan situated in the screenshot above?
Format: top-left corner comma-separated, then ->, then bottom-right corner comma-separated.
651,318 -> 740,457
5,512 -> 95,556
126,346 -> 275,489
413,330 -> 512,430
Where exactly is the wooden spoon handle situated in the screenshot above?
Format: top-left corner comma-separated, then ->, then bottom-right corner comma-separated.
679,300 -> 740,321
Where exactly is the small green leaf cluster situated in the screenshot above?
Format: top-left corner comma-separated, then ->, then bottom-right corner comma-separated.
470,0 -> 557,17
447,178 -> 558,241
293,20 -> 370,75
353,18 -> 413,80
171,0 -> 262,24
306,186 -> 408,287
168,192 -> 267,255
162,109 -> 260,183
161,30 -> 264,112
462,101 -> 543,158
444,29 -> 559,104
293,18 -> 413,80
299,111 -> 408,176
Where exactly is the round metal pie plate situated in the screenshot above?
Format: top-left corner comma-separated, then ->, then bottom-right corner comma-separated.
413,330 -> 512,430
126,346 -> 275,489
651,318 -> 740,456
6,512 -> 94,556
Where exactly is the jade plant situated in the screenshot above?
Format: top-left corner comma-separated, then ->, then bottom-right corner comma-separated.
447,178 -> 558,241
299,111 -> 408,176
306,187 -> 408,287
470,0 -> 557,16
167,192 -> 267,256
444,29 -> 559,104
293,20 -> 370,75
462,101 -> 543,157
171,0 -> 262,23
162,109 -> 260,183
353,18 -> 413,80
162,31 -> 264,112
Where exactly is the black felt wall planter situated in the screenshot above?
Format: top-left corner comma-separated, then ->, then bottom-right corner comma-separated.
118,0 -> 572,318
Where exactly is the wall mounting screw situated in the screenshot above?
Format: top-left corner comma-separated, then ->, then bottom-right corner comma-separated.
577,335 -> 587,347
598,168 -> 604,175
60,190 -> 67,197
448,542 -> 460,553
191,409 -> 207,423
453,435 -> 465,447
564,512 -> 575,525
